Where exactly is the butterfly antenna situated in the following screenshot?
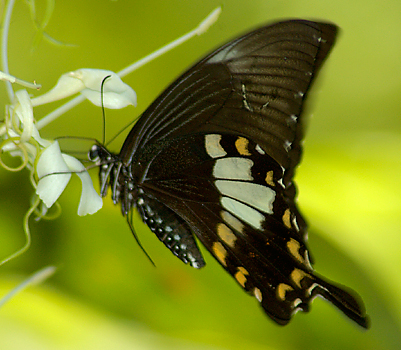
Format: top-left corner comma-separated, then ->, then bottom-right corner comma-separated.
126,212 -> 156,267
100,75 -> 112,145
105,115 -> 141,147
55,135 -> 101,161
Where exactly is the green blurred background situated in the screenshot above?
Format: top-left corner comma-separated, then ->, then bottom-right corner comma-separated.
1,0 -> 400,349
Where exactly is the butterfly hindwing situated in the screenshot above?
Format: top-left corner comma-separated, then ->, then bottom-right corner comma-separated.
138,133 -> 367,326
136,193 -> 205,268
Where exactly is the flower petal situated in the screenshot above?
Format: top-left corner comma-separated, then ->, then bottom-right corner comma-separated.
14,90 -> 34,142
30,74 -> 85,107
31,69 -> 136,109
72,69 -> 137,108
80,88 -> 137,109
36,141 -> 71,208
62,154 -> 103,216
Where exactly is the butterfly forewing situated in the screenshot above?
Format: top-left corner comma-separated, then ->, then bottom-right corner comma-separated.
94,20 -> 369,328
119,20 -> 337,173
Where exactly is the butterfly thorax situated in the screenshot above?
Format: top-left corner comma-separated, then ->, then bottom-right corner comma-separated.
89,144 -> 141,216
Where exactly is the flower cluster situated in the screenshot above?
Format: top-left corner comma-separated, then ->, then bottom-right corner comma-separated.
1,69 -> 137,218
2,69 -> 138,212
0,69 -> 137,264
0,0 -> 220,269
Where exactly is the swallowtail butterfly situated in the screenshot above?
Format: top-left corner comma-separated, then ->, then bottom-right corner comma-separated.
89,20 -> 369,328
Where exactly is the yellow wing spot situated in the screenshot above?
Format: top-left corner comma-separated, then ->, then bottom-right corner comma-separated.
290,268 -> 309,288
282,208 -> 292,229
254,287 -> 263,302
287,238 -> 304,264
235,137 -> 251,156
277,283 -> 294,301
212,242 -> 228,267
265,170 -> 275,187
221,211 -> 244,234
234,267 -> 249,287
217,223 -> 237,248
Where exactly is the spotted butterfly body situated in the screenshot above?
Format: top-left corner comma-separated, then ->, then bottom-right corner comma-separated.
90,20 -> 369,327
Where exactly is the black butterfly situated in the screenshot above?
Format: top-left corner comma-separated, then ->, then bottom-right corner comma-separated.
90,20 -> 369,328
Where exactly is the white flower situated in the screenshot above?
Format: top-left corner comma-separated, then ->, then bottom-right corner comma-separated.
36,141 -> 103,216
31,69 -> 137,109
1,66 -> 140,220
1,78 -> 114,217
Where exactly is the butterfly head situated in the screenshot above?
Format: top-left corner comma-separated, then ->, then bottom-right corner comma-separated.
88,144 -> 112,165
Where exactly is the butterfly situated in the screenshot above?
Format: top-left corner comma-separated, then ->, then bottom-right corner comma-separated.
89,19 -> 369,328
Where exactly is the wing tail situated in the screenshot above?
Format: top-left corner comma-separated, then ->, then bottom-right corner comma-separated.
313,275 -> 369,329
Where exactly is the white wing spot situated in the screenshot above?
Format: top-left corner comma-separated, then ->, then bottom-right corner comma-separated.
307,283 -> 319,296
304,251 -> 313,270
254,287 -> 263,302
292,298 -> 303,312
205,134 -> 226,158
213,157 -> 254,181
284,140 -> 292,151
216,180 -> 276,215
241,84 -> 253,112
221,197 -> 264,230
292,215 -> 300,231
255,144 -> 265,155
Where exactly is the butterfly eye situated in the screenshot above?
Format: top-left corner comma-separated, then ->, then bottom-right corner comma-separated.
88,145 -> 100,162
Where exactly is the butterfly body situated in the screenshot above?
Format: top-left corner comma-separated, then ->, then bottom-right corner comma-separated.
90,20 -> 369,328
